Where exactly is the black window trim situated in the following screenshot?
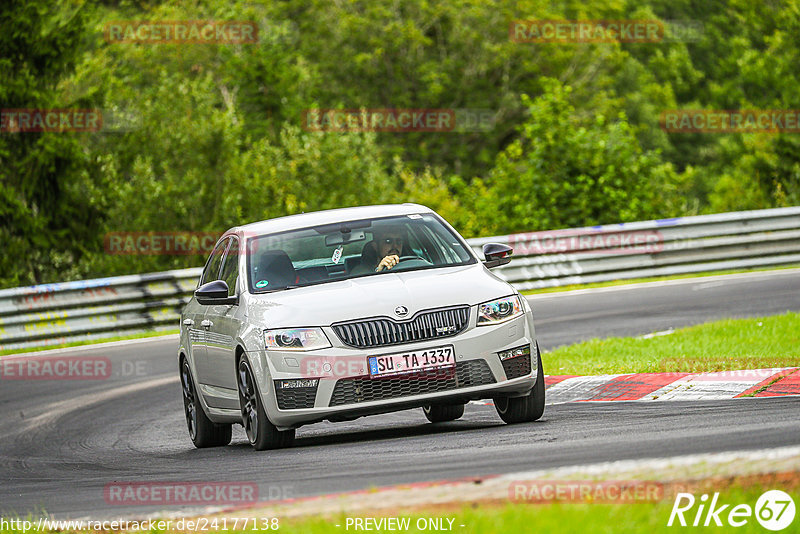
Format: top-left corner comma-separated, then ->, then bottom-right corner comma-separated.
199,236 -> 232,288
219,235 -> 241,297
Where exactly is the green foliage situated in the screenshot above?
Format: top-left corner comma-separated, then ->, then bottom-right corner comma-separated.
0,0 -> 106,287
476,79 -> 683,234
3,0 -> 800,287
80,71 -> 395,277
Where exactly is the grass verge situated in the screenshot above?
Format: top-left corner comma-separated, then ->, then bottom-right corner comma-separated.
3,476 -> 795,533
544,312 -> 800,375
0,329 -> 179,357
300,484 -> 797,533
522,264 -> 800,295
296,483 -> 796,533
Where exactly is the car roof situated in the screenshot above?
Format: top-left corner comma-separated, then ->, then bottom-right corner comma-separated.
226,203 -> 435,239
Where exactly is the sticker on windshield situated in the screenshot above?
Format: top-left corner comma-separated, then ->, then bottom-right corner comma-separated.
331,245 -> 343,264
255,280 -> 269,288
407,214 -> 422,219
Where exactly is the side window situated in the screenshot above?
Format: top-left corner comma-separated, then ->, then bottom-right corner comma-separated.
405,226 -> 431,261
406,226 -> 439,264
219,239 -> 239,297
415,225 -> 462,265
200,238 -> 229,286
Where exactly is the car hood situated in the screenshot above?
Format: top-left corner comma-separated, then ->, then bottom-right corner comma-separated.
245,264 -> 514,328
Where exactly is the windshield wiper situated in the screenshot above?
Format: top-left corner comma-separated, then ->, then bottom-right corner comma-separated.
259,285 -> 301,293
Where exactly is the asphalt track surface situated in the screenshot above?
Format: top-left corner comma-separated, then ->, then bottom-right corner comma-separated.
1,269 -> 799,519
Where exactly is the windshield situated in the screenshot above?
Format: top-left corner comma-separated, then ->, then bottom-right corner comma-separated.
246,214 -> 476,292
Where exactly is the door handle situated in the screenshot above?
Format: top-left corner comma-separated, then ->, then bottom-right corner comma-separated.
200,319 -> 213,329
183,319 -> 194,327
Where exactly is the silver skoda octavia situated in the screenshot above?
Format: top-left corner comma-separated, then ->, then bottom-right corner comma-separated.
178,204 -> 544,450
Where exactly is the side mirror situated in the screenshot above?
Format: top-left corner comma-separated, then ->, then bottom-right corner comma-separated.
482,243 -> 513,268
195,280 -> 237,306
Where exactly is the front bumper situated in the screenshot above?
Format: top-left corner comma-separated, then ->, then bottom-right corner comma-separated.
251,311 -> 538,429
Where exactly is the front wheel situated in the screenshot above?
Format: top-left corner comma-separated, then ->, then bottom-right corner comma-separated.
422,403 -> 465,423
237,357 -> 295,450
181,359 -> 232,448
494,347 -> 545,424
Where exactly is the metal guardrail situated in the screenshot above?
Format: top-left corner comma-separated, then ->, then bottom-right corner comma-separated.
467,206 -> 800,290
1,207 -> 799,351
0,269 -> 202,352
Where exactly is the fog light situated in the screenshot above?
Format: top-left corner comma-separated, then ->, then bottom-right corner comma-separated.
276,378 -> 319,389
498,344 -> 531,361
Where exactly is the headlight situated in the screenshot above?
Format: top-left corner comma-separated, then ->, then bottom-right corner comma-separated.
264,328 -> 331,351
477,295 -> 523,325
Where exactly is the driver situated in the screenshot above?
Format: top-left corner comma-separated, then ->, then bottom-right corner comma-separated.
373,228 -> 405,272
351,226 -> 406,275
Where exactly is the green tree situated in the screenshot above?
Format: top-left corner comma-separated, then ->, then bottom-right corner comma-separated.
478,79 -> 684,235
79,69 -> 397,277
0,0 -> 106,287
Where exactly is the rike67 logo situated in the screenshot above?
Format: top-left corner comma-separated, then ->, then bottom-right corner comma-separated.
668,490 -> 795,530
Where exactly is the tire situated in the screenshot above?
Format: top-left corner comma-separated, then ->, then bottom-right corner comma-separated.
494,347 -> 545,424
237,357 -> 295,451
422,403 -> 465,423
181,358 -> 232,448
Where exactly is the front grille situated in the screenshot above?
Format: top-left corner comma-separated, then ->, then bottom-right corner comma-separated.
332,306 -> 470,349
502,354 -> 532,379
329,359 -> 495,406
274,383 -> 317,410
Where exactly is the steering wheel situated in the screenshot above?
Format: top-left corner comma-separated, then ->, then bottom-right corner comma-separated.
387,255 -> 432,272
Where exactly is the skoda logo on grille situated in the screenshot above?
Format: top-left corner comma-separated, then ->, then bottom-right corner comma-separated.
394,306 -> 409,318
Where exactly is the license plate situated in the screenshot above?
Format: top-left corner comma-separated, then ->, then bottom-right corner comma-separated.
368,346 -> 455,377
